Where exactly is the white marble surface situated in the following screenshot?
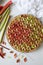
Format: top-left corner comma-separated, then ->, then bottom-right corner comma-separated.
0,0 -> 43,65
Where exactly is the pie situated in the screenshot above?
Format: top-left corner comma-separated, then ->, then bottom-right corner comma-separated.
6,14 -> 43,52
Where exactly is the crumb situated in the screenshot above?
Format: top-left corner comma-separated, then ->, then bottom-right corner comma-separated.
10,51 -> 14,53
14,53 -> 17,58
2,41 -> 6,45
16,59 -> 20,63
24,57 -> 27,62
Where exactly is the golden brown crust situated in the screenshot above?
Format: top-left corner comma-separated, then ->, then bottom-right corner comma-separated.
6,14 -> 43,53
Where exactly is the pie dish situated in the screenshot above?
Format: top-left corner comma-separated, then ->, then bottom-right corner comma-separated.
6,14 -> 43,52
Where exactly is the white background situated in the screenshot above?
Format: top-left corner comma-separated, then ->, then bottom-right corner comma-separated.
0,0 -> 43,65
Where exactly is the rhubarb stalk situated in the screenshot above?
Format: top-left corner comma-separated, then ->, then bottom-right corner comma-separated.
0,7 -> 9,23
0,15 -> 10,43
0,7 -> 10,31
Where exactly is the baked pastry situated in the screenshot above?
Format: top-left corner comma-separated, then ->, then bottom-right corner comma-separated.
7,14 -> 43,52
